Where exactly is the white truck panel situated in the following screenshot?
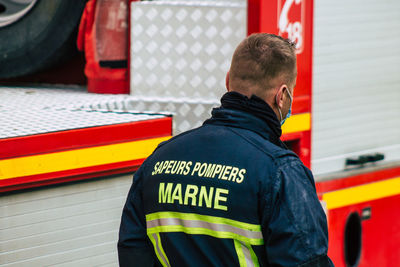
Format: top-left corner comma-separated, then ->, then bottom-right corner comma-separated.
0,174 -> 132,267
312,0 -> 400,175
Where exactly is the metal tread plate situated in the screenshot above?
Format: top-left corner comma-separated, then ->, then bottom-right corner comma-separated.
130,0 -> 246,101
0,87 -> 167,139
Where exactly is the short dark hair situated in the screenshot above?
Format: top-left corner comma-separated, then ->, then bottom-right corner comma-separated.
229,33 -> 297,93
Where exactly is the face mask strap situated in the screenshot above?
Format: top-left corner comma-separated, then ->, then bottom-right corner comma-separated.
286,87 -> 293,104
275,94 -> 283,122
276,87 -> 293,126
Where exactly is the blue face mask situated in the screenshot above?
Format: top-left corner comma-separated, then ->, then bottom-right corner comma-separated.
278,88 -> 293,126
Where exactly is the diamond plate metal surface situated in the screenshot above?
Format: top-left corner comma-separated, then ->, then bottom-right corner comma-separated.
0,87 -> 127,110
0,88 -> 166,139
77,96 -> 218,135
130,1 -> 247,101
0,87 -> 219,137
122,98 -> 219,134
129,0 -> 246,134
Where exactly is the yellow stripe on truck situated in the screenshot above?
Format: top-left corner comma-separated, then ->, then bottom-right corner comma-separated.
282,113 -> 311,134
0,136 -> 171,180
0,113 -> 310,179
322,176 -> 400,210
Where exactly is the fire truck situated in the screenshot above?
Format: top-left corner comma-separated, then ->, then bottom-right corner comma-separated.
1,0 -> 399,266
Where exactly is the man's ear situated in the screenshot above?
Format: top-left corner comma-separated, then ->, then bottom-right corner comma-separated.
275,84 -> 287,109
226,71 -> 230,92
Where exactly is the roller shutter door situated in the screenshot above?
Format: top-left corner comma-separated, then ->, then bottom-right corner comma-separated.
312,0 -> 400,175
0,175 -> 132,266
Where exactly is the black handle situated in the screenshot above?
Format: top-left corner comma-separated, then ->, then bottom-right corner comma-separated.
345,153 -> 384,166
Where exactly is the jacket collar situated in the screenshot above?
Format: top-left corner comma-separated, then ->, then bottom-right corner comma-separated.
204,92 -> 285,147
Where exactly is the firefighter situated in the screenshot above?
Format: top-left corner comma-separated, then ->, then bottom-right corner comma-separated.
118,33 -> 333,267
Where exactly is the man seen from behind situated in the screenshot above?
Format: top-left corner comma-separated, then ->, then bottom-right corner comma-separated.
118,33 -> 334,267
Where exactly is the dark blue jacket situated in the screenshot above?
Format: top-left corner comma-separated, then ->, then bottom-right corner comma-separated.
118,93 -> 333,267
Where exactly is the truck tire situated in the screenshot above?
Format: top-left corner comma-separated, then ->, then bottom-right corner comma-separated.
0,0 -> 86,79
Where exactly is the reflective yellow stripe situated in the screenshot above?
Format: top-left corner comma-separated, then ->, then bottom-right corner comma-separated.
0,136 -> 170,180
234,240 -> 246,267
249,244 -> 259,267
322,176 -> 400,210
146,211 -> 261,232
234,240 -> 259,267
146,212 -> 264,245
282,113 -> 311,134
148,233 -> 170,267
147,225 -> 263,246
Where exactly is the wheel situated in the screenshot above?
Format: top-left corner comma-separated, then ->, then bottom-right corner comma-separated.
0,0 -> 86,78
